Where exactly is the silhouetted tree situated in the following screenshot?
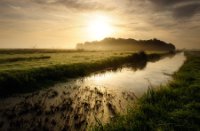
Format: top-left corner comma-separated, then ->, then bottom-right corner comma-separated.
76,38 -> 176,51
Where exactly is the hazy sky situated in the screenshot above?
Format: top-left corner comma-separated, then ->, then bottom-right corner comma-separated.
0,0 -> 200,49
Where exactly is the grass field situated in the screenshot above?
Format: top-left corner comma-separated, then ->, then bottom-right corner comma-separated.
0,49 -> 168,97
95,51 -> 200,131
0,50 -> 134,71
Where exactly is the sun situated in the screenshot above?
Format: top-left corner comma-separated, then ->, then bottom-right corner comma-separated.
87,15 -> 113,40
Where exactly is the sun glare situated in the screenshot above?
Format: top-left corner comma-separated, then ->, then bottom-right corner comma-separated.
87,15 -> 113,40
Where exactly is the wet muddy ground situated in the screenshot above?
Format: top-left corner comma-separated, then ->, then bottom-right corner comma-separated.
0,82 -> 137,131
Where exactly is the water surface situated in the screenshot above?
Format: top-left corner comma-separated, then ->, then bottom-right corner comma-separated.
81,52 -> 186,96
0,53 -> 186,131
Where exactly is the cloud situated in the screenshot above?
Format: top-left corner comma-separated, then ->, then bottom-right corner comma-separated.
0,0 -> 114,21
148,0 -> 188,7
147,0 -> 200,19
173,3 -> 200,18
33,0 -> 114,11
0,0 -> 200,49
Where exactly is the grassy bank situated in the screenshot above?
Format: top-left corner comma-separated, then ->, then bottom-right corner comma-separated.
0,51 -> 166,97
95,51 -> 200,131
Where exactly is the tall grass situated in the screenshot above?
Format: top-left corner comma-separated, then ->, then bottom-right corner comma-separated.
0,56 -> 50,64
0,51 -> 135,71
95,51 -> 200,131
0,51 -> 165,97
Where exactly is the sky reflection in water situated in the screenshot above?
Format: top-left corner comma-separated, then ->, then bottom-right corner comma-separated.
81,53 -> 186,97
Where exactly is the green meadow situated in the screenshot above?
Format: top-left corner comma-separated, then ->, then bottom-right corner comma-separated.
0,50 -> 134,71
0,49 -> 199,131
0,50 -> 165,97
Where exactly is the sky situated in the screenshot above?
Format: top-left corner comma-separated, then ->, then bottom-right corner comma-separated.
0,0 -> 200,49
